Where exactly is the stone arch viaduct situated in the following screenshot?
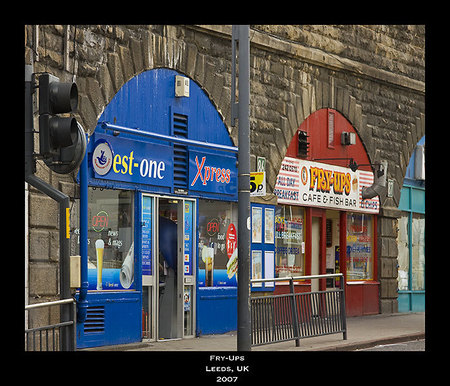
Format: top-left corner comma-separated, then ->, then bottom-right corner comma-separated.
25,24 -> 425,313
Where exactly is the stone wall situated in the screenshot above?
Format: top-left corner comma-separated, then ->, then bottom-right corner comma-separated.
25,24 -> 425,316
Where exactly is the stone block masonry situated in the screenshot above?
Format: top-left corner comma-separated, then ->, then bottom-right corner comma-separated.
25,24 -> 424,315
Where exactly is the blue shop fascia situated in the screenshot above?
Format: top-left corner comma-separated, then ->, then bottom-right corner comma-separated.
74,68 -> 246,348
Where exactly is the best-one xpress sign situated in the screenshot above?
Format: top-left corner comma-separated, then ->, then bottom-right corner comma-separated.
91,133 -> 173,188
274,157 -> 379,214
189,150 -> 237,196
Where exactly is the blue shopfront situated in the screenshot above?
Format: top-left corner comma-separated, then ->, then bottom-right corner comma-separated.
75,68 -> 240,348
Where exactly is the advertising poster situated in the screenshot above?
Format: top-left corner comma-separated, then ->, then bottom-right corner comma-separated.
183,201 -> 193,275
252,206 -> 262,243
142,195 -> 152,276
264,207 -> 275,244
198,202 -> 238,287
252,250 -> 263,287
85,188 -> 135,291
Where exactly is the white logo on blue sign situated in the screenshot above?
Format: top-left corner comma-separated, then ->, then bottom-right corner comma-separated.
93,139 -> 113,176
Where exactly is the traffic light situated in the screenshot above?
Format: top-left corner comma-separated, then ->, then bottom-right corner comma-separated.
298,130 -> 309,158
38,73 -> 86,174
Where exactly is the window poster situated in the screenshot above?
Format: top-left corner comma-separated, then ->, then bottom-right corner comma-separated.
252,250 -> 263,287
142,195 -> 152,276
183,201 -> 193,275
85,188 -> 135,291
346,213 -> 373,280
264,207 -> 275,244
274,205 -> 305,277
252,206 -> 262,243
198,200 -> 238,287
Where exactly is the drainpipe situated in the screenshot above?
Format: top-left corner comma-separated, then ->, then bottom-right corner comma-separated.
77,144 -> 89,323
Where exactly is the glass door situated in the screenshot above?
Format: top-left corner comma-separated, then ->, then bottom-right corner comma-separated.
141,194 -> 156,341
142,196 -> 196,341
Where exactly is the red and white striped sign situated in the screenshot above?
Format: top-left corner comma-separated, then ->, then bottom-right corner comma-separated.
274,158 -> 379,214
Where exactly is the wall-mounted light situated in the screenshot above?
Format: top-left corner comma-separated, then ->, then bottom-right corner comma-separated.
341,132 -> 356,146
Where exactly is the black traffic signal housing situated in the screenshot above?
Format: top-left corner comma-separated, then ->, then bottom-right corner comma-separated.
297,130 -> 309,158
38,73 -> 86,174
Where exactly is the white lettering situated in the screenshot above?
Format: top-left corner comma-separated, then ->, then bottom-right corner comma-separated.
157,161 -> 165,179
140,159 -> 148,177
139,159 -> 166,179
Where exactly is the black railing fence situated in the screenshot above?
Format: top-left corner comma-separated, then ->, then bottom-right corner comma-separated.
250,274 -> 347,347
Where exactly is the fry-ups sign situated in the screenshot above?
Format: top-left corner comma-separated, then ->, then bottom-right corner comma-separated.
274,157 -> 379,214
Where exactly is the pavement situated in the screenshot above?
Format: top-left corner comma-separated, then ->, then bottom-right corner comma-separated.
81,312 -> 425,352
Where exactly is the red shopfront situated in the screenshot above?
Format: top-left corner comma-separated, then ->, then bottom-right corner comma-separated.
273,108 -> 380,316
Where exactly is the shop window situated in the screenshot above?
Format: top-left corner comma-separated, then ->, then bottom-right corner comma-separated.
346,213 -> 374,280
198,200 -> 238,287
397,214 -> 410,291
87,188 -> 134,290
411,213 -> 425,290
396,210 -> 425,292
275,205 -> 305,277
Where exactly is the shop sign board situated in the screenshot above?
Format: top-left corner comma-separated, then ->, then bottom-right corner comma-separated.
274,157 -> 379,214
91,133 -> 173,188
189,150 -> 237,196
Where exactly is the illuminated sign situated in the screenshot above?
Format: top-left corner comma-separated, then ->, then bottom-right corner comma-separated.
92,210 -> 109,232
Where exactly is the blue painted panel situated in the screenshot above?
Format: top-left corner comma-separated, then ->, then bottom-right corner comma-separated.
76,291 -> 141,348
89,68 -> 238,201
397,292 -> 411,313
196,287 -> 237,335
411,188 -> 425,214
99,68 -> 233,148
398,291 -> 425,313
398,186 -> 411,211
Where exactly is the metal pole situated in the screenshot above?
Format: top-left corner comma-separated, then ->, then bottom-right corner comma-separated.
25,64 -> 74,351
77,145 -> 89,325
236,25 -> 251,352
340,272 -> 348,340
289,278 -> 300,347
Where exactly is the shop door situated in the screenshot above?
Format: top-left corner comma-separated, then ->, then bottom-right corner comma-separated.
141,195 -> 196,341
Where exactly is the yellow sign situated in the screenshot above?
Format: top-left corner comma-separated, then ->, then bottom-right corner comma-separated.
66,208 -> 70,239
250,172 -> 266,196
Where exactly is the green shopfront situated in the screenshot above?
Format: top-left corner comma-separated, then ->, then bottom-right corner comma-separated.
397,135 -> 425,313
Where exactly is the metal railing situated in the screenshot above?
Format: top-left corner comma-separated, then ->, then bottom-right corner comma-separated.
250,273 -> 347,347
25,298 -> 76,351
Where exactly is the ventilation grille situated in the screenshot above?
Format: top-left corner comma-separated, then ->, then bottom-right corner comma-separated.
84,306 -> 105,334
173,113 -> 188,190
